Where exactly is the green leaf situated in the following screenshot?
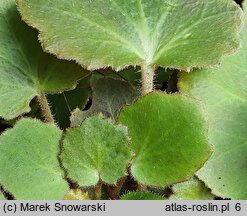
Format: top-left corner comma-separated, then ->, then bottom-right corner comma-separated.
0,192 -> 5,200
178,4 -> 247,200
118,92 -> 212,187
0,118 -> 68,199
114,68 -> 141,84
0,0 -> 89,120
70,77 -> 139,127
121,191 -> 164,200
48,79 -> 90,129
17,0 -> 242,71
170,177 -> 214,200
61,115 -> 131,186
90,67 -> 141,84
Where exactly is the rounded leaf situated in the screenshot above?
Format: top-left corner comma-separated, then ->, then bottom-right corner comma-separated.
118,92 -> 212,186
61,115 -> 131,186
0,0 -> 89,120
0,118 -> 68,199
17,0 -> 242,70
178,3 -> 247,199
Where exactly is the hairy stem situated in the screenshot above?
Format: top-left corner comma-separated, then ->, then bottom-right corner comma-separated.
113,176 -> 127,196
105,185 -> 118,200
94,180 -> 103,200
141,62 -> 155,95
37,93 -> 55,123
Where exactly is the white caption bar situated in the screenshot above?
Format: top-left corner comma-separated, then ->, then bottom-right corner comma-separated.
0,201 -> 246,216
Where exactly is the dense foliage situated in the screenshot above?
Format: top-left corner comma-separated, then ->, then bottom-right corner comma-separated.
0,0 -> 246,200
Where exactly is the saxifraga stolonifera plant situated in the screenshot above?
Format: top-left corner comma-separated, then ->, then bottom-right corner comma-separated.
0,0 -> 246,200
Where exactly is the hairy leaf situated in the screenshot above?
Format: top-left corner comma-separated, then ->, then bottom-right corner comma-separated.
118,92 -> 212,186
0,118 -> 68,199
170,177 -> 214,200
179,3 -> 247,199
61,115 -> 131,186
70,77 -> 139,126
17,0 -> 242,70
0,0 -> 89,120
121,191 -> 164,200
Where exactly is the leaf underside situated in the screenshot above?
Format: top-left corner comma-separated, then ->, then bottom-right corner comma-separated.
118,92 -> 212,187
0,118 -> 68,200
17,0 -> 242,70
61,115 -> 131,186
178,3 -> 247,200
0,0 -> 88,120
